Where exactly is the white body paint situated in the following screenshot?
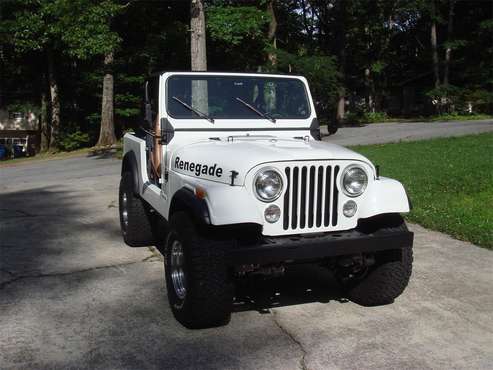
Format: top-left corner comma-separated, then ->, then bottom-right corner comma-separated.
123,72 -> 410,236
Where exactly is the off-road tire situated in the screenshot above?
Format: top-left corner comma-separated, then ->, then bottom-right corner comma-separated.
119,172 -> 155,247
165,212 -> 233,329
346,214 -> 413,306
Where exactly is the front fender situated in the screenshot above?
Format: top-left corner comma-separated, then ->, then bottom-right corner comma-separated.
358,177 -> 411,218
169,171 -> 262,226
205,183 -> 263,225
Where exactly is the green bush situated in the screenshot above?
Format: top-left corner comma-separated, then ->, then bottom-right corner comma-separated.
362,111 -> 388,123
429,113 -> 493,121
426,85 -> 493,115
58,130 -> 90,151
345,111 -> 388,124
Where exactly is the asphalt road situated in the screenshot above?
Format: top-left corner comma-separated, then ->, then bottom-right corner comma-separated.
322,119 -> 493,145
1,134 -> 493,369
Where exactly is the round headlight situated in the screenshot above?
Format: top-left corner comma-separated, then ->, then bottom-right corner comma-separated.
264,204 -> 281,223
342,165 -> 368,197
254,168 -> 283,202
343,200 -> 358,217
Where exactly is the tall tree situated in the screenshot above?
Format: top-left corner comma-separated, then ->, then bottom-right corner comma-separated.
97,52 -> 117,146
3,0 -> 121,148
190,0 -> 208,113
443,0 -> 456,87
3,0 -> 63,148
430,0 -> 440,88
39,80 -> 50,151
335,0 -> 347,123
58,0 -> 121,147
47,48 -> 61,148
191,0 -> 207,71
267,0 -> 277,66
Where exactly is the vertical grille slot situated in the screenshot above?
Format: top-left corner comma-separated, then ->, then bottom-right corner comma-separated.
315,166 -> 323,227
300,167 -> 307,228
283,163 -> 340,231
308,166 -> 315,228
324,166 -> 332,226
291,167 -> 299,229
332,166 -> 340,226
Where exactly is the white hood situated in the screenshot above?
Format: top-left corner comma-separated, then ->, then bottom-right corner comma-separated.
170,136 -> 372,186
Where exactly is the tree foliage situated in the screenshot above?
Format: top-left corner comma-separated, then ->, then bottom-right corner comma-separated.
207,6 -> 270,46
1,0 -> 491,151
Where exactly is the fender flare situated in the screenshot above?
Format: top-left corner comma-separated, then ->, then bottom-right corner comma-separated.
169,188 -> 211,225
121,151 -> 140,194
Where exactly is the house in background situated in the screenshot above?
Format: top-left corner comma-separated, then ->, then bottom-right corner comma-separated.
0,105 -> 39,157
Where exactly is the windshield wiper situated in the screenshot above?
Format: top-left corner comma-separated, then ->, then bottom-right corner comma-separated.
235,97 -> 276,123
172,96 -> 214,123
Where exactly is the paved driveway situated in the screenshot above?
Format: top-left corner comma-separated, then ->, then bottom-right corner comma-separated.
322,119 -> 493,145
1,155 -> 492,369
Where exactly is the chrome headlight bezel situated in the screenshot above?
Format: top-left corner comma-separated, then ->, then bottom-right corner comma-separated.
253,167 -> 284,202
341,164 -> 368,197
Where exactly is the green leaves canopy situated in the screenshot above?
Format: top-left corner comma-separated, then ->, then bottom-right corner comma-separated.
4,0 -> 121,58
207,6 -> 270,46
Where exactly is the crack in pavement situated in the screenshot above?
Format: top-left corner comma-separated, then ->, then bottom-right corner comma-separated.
0,259 -> 159,291
272,310 -> 308,370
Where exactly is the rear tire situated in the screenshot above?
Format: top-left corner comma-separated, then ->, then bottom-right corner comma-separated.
119,172 -> 155,247
345,215 -> 413,306
164,212 -> 233,329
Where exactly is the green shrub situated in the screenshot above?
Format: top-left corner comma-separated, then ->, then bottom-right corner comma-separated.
363,111 -> 388,123
429,113 -> 493,121
345,111 -> 388,124
426,85 -> 493,115
58,130 -> 90,151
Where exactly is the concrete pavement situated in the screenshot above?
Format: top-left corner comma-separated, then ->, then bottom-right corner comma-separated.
322,119 -> 493,146
1,152 -> 492,369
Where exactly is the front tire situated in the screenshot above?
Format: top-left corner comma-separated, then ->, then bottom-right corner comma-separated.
165,212 -> 233,329
119,172 -> 155,247
344,214 -> 413,306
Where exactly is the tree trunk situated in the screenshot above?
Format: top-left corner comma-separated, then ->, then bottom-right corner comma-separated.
365,67 -> 374,112
443,0 -> 456,87
335,0 -> 347,124
430,0 -> 440,88
191,0 -> 207,71
96,52 -> 117,147
267,0 -> 277,66
336,93 -> 345,123
190,0 -> 208,114
47,48 -> 60,149
364,25 -> 374,112
39,83 -> 49,152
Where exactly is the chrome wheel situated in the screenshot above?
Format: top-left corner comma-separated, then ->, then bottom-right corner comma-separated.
121,192 -> 129,232
170,239 -> 187,300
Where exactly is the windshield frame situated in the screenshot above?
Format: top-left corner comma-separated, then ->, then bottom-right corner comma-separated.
165,74 -> 312,121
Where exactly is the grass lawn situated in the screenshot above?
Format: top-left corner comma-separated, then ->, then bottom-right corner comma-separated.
351,133 -> 493,249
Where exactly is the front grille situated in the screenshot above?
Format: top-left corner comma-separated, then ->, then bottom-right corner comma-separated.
283,164 -> 340,231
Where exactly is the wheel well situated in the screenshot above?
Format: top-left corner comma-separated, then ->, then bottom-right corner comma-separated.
169,188 -> 211,226
121,151 -> 139,194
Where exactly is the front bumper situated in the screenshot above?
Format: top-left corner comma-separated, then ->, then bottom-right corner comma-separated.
228,229 -> 413,265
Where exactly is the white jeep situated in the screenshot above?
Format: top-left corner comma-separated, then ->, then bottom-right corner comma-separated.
119,72 -> 413,329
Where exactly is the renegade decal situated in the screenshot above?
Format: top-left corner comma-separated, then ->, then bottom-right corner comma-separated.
174,156 -> 223,178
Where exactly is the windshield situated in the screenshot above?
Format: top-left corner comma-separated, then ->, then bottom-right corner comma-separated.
167,75 -> 310,120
